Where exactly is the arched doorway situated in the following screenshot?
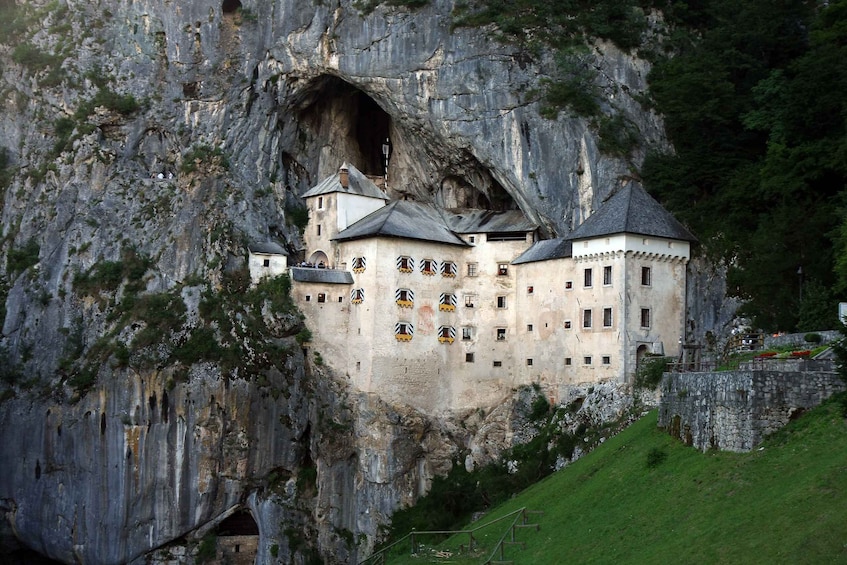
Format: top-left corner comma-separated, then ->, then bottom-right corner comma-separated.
308,250 -> 329,268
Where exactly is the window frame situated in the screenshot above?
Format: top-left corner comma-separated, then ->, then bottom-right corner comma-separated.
497,263 -> 509,276
641,266 -> 652,286
467,263 -> 478,277
640,308 -> 651,328
584,268 -> 593,288
603,307 -> 613,328
603,265 -> 612,286
496,328 -> 507,341
496,295 -> 507,309
582,308 -> 592,329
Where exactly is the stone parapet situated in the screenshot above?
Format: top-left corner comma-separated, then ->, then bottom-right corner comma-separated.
658,370 -> 845,452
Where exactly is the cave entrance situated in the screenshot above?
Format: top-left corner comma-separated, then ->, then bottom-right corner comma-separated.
216,509 -> 259,564
222,0 -> 242,13
292,76 -> 392,179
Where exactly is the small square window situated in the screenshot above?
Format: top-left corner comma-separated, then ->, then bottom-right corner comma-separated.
584,268 -> 593,288
526,358 -> 533,366
338,296 -> 343,303
497,263 -> 509,276
527,286 -> 534,294
464,295 -> 476,308
263,258 -> 270,267
305,295 -> 311,302
584,356 -> 592,365
496,328 -> 507,341
467,263 -> 478,277
565,357 -> 572,366
527,324 -> 533,332
469,235 -> 476,243
497,296 -> 507,309
317,293 -> 326,303
465,352 -> 475,363
565,281 -> 573,290
493,361 -> 502,367
564,320 -> 572,329
602,356 -> 611,365
462,327 -> 473,340
603,265 -> 612,285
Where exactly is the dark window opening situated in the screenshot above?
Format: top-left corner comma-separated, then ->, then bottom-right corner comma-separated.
263,258 -> 270,267
222,0 -> 242,13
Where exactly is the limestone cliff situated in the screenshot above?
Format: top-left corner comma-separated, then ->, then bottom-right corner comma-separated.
0,0 -> 725,562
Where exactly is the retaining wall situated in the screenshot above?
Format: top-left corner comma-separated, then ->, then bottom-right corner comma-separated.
658,370 -> 845,452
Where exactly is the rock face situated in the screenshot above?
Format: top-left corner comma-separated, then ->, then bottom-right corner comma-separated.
0,0 -> 731,563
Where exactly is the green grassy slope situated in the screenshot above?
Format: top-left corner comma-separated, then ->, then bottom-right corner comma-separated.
387,399 -> 847,564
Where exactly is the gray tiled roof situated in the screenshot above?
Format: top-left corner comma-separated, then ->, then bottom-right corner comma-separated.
334,201 -> 470,247
447,209 -> 537,234
569,184 -> 697,242
302,163 -> 389,201
290,267 -> 354,284
248,241 -> 286,255
511,237 -> 573,264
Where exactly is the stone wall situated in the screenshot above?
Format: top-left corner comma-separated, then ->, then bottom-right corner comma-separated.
658,370 -> 845,452
763,330 -> 840,349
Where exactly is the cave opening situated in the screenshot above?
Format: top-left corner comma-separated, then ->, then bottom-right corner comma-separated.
221,0 -> 242,13
292,76 -> 391,179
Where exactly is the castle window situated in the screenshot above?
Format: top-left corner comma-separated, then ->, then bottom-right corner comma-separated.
397,256 -> 414,273
493,361 -> 502,367
602,356 -> 611,365
395,322 -> 414,341
527,285 -> 534,294
565,280 -> 573,290
352,257 -> 366,273
584,356 -> 592,365
527,324 -> 533,332
496,296 -> 507,309
464,294 -> 476,308
441,261 -> 457,277
305,295 -> 311,302
565,357 -> 572,366
317,224 -> 322,236
351,288 -> 364,304
582,309 -> 592,329
318,196 -> 324,209
584,268 -> 593,288
603,266 -> 612,285
462,327 -> 473,341
469,236 -> 476,244
438,326 -> 456,344
395,288 -> 414,308
496,328 -> 507,341
564,320 -> 572,329
421,259 -> 437,276
465,352 -> 475,363
497,263 -> 509,276
317,293 -> 326,303
338,296 -> 343,303
526,358 -> 533,366
642,266 -> 651,286
641,308 -> 651,328
467,263 -> 478,277
263,258 -> 270,267
603,307 -> 613,328
439,293 -> 457,312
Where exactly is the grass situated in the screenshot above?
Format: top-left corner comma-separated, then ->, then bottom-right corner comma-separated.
384,399 -> 847,564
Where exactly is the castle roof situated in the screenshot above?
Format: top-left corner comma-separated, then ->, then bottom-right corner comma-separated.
511,237 -> 573,264
302,163 -> 389,201
290,267 -> 354,284
447,209 -> 537,234
334,200 -> 470,247
568,184 -> 697,242
248,241 -> 286,255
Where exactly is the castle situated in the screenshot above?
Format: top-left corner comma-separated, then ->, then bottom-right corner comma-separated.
257,163 -> 695,413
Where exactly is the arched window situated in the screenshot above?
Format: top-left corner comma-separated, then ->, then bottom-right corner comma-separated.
352,257 -> 366,273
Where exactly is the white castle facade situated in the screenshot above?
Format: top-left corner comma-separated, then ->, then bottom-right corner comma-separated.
256,164 -> 694,413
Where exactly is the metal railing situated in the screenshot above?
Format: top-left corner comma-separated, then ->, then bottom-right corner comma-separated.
358,507 -> 542,565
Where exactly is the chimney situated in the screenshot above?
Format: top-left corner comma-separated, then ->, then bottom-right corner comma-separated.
339,164 -> 349,188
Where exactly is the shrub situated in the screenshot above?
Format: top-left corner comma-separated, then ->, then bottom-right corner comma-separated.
528,394 -> 551,422
7,239 -> 40,275
804,333 -> 822,344
195,531 -> 217,564
635,356 -> 670,390
295,328 -> 312,345
286,203 -> 309,231
646,447 -> 667,468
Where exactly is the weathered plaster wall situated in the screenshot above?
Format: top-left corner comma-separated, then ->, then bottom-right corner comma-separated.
658,370 -> 846,452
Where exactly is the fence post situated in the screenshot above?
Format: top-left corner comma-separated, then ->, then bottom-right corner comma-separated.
410,533 -> 416,555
